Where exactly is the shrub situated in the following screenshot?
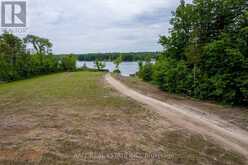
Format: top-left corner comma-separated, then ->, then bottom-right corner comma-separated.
94,59 -> 106,71
61,55 -> 77,71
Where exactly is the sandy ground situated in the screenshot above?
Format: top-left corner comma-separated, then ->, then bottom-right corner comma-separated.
105,74 -> 248,159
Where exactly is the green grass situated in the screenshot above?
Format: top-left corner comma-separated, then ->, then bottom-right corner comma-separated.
0,72 -> 132,112
0,72 -> 246,165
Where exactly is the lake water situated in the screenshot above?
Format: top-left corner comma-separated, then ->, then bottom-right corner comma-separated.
77,61 -> 140,76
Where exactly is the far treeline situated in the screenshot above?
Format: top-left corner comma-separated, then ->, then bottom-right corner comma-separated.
139,0 -> 248,105
59,52 -> 160,62
0,33 -> 77,82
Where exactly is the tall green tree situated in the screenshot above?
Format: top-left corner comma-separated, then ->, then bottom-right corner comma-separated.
113,55 -> 123,73
159,0 -> 194,60
141,0 -> 248,105
24,35 -> 53,54
0,32 -> 25,65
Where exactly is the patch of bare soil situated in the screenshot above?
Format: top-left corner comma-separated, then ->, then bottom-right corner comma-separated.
108,74 -> 248,160
114,75 -> 248,131
0,73 -> 246,164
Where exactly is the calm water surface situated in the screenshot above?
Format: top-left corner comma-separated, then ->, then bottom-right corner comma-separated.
77,61 -> 140,76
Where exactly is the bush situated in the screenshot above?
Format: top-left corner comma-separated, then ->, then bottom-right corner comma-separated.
0,56 -> 17,81
153,56 -> 193,95
94,59 -> 106,71
138,62 -> 153,81
113,69 -> 121,74
61,55 -> 77,71
199,38 -> 247,104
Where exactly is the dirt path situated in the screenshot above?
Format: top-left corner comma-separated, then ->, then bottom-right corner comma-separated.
105,74 -> 248,159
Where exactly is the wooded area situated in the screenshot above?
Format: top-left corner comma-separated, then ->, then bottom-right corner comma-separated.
139,0 -> 248,105
0,33 -> 76,82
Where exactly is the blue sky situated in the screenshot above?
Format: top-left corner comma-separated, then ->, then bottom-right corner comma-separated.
26,0 -> 192,54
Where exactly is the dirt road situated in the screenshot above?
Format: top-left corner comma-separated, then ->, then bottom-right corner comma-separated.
105,74 -> 248,159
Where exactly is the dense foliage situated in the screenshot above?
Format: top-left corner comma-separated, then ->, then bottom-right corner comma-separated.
61,55 -> 77,71
0,33 -> 76,82
139,0 -> 248,105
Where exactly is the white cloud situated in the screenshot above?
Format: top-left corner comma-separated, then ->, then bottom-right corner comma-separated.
18,0 -> 192,53
101,0 -> 175,19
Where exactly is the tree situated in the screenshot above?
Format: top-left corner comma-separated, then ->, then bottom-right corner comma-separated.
200,35 -> 247,104
159,0 -> 194,60
94,59 -> 106,71
152,0 -> 248,105
113,55 -> 123,73
24,35 -> 53,54
0,32 -> 25,66
61,55 -> 77,71
138,55 -> 153,81
0,33 -> 76,82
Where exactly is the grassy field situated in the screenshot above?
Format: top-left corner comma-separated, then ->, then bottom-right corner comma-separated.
0,72 -> 246,164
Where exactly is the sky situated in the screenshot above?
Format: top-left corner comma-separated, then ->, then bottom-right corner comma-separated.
16,0 -> 191,54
